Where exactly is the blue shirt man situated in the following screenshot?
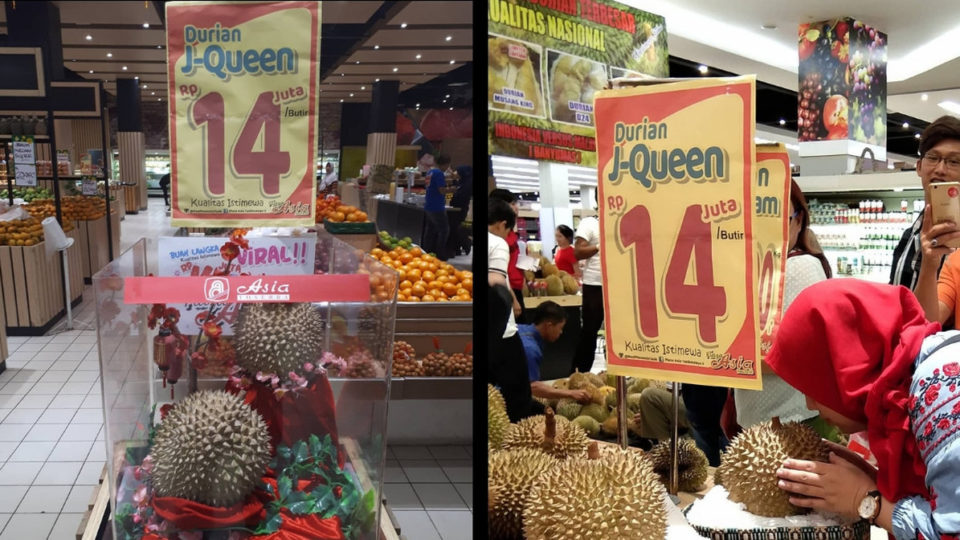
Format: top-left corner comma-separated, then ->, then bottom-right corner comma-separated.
518,323 -> 544,381
518,300 -> 592,405
424,167 -> 447,212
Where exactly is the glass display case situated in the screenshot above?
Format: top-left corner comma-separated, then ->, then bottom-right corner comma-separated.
93,229 -> 396,539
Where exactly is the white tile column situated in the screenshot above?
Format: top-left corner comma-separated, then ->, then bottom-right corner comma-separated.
538,161 -> 573,258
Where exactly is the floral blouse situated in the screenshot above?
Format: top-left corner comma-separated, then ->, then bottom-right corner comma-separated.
893,330 -> 960,539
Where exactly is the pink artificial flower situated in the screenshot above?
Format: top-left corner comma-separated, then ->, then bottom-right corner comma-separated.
133,485 -> 148,506
132,514 -> 141,524
303,362 -> 314,373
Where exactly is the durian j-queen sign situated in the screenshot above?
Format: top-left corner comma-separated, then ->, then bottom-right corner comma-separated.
593,76 -> 773,391
166,1 -> 320,227
487,0 -> 668,167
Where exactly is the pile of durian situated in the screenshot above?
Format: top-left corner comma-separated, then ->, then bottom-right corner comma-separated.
534,370 -> 668,439
522,257 -> 579,297
487,385 -> 669,539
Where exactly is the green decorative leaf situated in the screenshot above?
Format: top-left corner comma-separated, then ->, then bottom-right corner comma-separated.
277,444 -> 293,463
287,497 -> 316,515
362,488 -> 376,513
277,475 -> 293,500
309,434 -> 322,456
313,490 -> 339,516
293,440 -> 309,463
256,511 -> 283,534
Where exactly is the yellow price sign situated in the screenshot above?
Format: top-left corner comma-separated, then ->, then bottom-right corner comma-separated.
166,1 -> 320,227
593,76 -> 762,390
755,145 -> 790,358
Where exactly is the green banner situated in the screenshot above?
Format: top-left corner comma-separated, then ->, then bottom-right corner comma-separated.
488,0 -> 668,167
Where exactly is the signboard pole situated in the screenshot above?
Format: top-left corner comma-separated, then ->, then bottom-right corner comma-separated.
669,384 -> 680,495
615,375 -> 627,448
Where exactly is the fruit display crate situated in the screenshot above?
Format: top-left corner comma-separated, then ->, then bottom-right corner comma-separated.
323,219 -> 376,234
0,228 -> 83,335
394,302 -> 472,361
74,215 -> 111,282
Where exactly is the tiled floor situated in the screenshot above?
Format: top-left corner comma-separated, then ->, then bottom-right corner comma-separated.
384,445 -> 473,540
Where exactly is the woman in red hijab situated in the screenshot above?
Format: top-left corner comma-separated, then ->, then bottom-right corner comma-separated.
766,279 -> 960,539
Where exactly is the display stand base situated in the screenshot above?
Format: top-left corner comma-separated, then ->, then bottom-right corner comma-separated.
5,295 -> 84,337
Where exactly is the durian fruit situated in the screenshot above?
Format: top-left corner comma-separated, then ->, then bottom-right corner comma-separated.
539,256 -> 559,277
600,415 -> 619,437
604,389 -> 618,410
627,378 -> 651,395
503,408 -> 590,459
602,371 -> 618,388
561,273 -> 579,294
627,393 -> 643,413
488,448 -> 558,539
488,385 -> 510,449
524,444 -> 667,539
234,303 -> 324,380
523,270 -> 536,282
552,378 -> 569,390
150,390 -> 271,507
586,373 -> 607,389
555,399 -> 582,421
596,384 -> 616,400
717,418 -> 830,517
522,281 -> 530,297
571,415 -> 600,437
648,438 -> 710,492
579,403 -> 608,423
544,274 -> 564,296
533,396 -> 551,409
567,370 -> 590,390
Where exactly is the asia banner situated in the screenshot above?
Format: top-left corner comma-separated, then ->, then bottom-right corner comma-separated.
156,234 -> 316,335
754,144 -> 790,358
166,1 -> 320,227
593,76 -> 762,390
487,0 -> 668,167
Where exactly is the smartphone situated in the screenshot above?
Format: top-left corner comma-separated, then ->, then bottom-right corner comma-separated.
929,182 -> 960,248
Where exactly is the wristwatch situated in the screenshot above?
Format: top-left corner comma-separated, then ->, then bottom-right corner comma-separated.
857,490 -> 882,524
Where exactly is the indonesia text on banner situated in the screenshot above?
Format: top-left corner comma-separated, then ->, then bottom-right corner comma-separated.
593,76 -> 761,390
166,1 -> 320,227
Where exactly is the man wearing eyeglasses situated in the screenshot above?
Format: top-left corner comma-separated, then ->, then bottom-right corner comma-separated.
906,116 -> 960,327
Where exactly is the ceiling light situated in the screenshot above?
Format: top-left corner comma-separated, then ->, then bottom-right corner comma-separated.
143,84 -> 147,88
355,60 -> 360,64
350,93 -> 354,97
361,86 -> 366,90
143,23 -> 150,29
400,23 -> 407,28
89,70 -> 94,74
922,93 -> 929,101
151,92 -> 155,95
915,133 -> 922,139
157,45 -> 162,49
698,64 -> 708,74
449,60 -> 455,64
416,54 -> 422,59
85,34 -> 92,41
939,100 -> 960,115
340,73 -> 344,77
374,45 -> 380,50
375,78 -> 380,82
106,52 -> 113,58
903,121 -> 910,128
157,98 -> 161,101
71,59 -> 76,62
449,107 -> 453,110
135,76 -> 139,79
122,66 -> 128,70
445,35 -> 452,41
340,99 -> 344,103
778,119 -> 786,126
761,23 -> 777,30
416,103 -> 420,108
392,67 -> 398,72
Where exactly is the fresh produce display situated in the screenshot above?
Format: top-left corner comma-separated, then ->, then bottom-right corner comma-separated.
501,408 -> 590,459
523,445 -> 667,540
315,195 -> 368,223
0,186 -> 52,202
797,18 -> 887,144
150,390 -> 271,507
368,245 -> 473,302
522,256 -> 578,297
26,195 -> 106,221
377,229 -> 414,251
716,418 -> 830,517
548,371 -> 663,441
488,385 -> 510,449
234,303 -> 325,382
387,340 -> 472,377
548,52 -> 607,124
488,448 -> 558,540
0,216 -> 74,246
648,438 -> 709,492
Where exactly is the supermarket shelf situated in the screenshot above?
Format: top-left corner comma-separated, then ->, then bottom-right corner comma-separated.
796,171 -> 922,193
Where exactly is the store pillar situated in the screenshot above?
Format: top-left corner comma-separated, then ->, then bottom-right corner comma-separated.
365,81 -> 399,202
117,78 -> 147,211
538,162 -> 573,257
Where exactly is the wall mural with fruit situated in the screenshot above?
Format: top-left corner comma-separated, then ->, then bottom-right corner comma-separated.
798,18 -> 887,145
487,0 -> 668,167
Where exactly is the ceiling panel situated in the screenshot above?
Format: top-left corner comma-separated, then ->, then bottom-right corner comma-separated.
347,48 -> 472,64
367,29 -> 471,48
63,47 -> 167,61
61,28 -> 165,46
322,1 -> 384,24
335,63 -> 459,76
387,2 -> 473,25
54,1 -> 161,26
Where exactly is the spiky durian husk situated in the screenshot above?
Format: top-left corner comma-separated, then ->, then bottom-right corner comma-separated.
571,415 -> 600,438
552,378 -> 569,390
567,371 -> 591,390
502,414 -> 590,459
488,448 -> 558,539
150,390 -> 271,507
234,303 -> 324,380
524,446 -> 667,539
555,399 -> 582,421
600,415 -> 619,437
579,403 -> 608,423
717,420 -> 830,517
488,385 -> 510,449
585,373 -> 606,389
649,438 -> 710,492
